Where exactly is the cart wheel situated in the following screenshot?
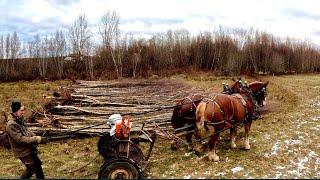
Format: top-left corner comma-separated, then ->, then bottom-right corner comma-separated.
99,159 -> 140,179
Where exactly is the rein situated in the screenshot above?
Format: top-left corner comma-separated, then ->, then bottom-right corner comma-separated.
194,120 -> 244,143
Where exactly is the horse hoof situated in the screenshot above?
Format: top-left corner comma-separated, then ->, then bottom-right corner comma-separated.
245,144 -> 251,150
188,145 -> 194,151
213,157 -> 220,162
209,155 -> 219,162
194,150 -> 202,157
170,144 -> 178,151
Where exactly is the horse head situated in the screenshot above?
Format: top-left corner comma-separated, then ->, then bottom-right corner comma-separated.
222,78 -> 240,94
171,100 -> 184,129
222,78 -> 248,94
248,81 -> 269,107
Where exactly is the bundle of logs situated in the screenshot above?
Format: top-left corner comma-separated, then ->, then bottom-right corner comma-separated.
25,79 -> 208,140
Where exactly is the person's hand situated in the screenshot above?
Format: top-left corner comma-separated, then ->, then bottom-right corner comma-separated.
35,136 -> 42,143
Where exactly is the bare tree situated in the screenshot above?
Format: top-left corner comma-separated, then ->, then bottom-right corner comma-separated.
9,31 -> 21,72
83,40 -> 95,80
68,14 -> 91,59
10,31 -> 21,59
0,35 -> 4,59
28,34 -> 47,77
129,38 -> 144,78
99,10 -> 122,78
5,34 -> 10,76
53,30 -> 66,78
5,34 -> 10,59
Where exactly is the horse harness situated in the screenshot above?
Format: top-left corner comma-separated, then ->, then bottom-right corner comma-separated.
203,91 -> 257,129
196,94 -> 254,143
238,86 -> 263,119
178,95 -> 203,118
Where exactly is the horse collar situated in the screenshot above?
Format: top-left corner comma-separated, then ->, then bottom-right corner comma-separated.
232,94 -> 247,107
186,96 -> 197,111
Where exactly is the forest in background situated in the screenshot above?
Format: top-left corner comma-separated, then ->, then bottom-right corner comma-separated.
0,11 -> 320,82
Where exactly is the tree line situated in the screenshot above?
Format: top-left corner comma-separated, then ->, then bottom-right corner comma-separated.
0,11 -> 319,82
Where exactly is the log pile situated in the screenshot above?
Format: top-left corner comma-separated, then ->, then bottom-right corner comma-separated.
29,79 -> 208,138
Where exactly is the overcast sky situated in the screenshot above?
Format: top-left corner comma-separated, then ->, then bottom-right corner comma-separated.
1,0 -> 320,46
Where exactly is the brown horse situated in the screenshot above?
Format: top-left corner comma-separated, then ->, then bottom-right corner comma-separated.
194,79 -> 269,161
248,81 -> 269,107
228,78 -> 269,108
170,94 -> 203,150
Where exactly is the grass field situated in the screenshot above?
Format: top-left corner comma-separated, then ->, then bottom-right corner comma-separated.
0,74 -> 319,179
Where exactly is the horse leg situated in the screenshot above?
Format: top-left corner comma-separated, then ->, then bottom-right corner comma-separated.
244,120 -> 252,150
170,139 -> 179,150
230,127 -> 237,149
186,132 -> 194,151
208,132 -> 220,161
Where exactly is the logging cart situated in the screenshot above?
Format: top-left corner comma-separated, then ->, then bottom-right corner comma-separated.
97,117 -> 156,179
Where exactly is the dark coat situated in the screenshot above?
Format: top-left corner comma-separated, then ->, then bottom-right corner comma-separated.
6,114 -> 38,158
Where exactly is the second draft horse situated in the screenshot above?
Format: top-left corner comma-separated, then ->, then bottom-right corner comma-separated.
194,80 -> 269,161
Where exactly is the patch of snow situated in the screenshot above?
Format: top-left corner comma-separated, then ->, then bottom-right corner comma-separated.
266,140 -> 281,157
287,169 -> 298,175
274,171 -> 283,179
308,150 -> 318,157
275,166 -> 286,170
296,156 -> 309,176
231,166 -> 243,174
284,139 -> 302,145
311,125 -> 320,131
215,172 -> 226,176
183,175 -> 191,179
264,134 -> 271,140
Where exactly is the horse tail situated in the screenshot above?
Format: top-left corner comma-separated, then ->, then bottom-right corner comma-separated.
195,102 -> 207,138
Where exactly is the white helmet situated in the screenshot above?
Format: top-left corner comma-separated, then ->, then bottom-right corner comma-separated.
108,114 -> 122,126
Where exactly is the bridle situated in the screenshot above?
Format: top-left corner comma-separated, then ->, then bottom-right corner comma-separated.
253,86 -> 267,107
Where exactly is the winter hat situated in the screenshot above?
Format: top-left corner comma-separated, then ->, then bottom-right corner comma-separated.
11,101 -> 22,113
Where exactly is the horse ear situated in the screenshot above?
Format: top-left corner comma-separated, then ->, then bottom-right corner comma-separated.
239,77 -> 242,81
264,81 -> 269,87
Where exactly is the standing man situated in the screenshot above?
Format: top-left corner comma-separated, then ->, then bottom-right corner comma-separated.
6,101 -> 45,179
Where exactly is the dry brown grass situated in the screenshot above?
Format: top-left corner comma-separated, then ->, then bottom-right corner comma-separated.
0,74 -> 319,178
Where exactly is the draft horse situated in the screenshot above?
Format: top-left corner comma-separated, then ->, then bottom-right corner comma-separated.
194,79 -> 269,161
170,94 -> 203,150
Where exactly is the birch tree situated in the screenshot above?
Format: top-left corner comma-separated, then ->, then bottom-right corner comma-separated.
68,14 -> 91,59
10,31 -> 21,59
99,10 -> 123,78
53,30 -> 66,78
5,34 -> 10,75
0,35 -> 4,59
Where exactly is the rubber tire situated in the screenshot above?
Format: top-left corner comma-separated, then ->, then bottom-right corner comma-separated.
98,159 -> 140,179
